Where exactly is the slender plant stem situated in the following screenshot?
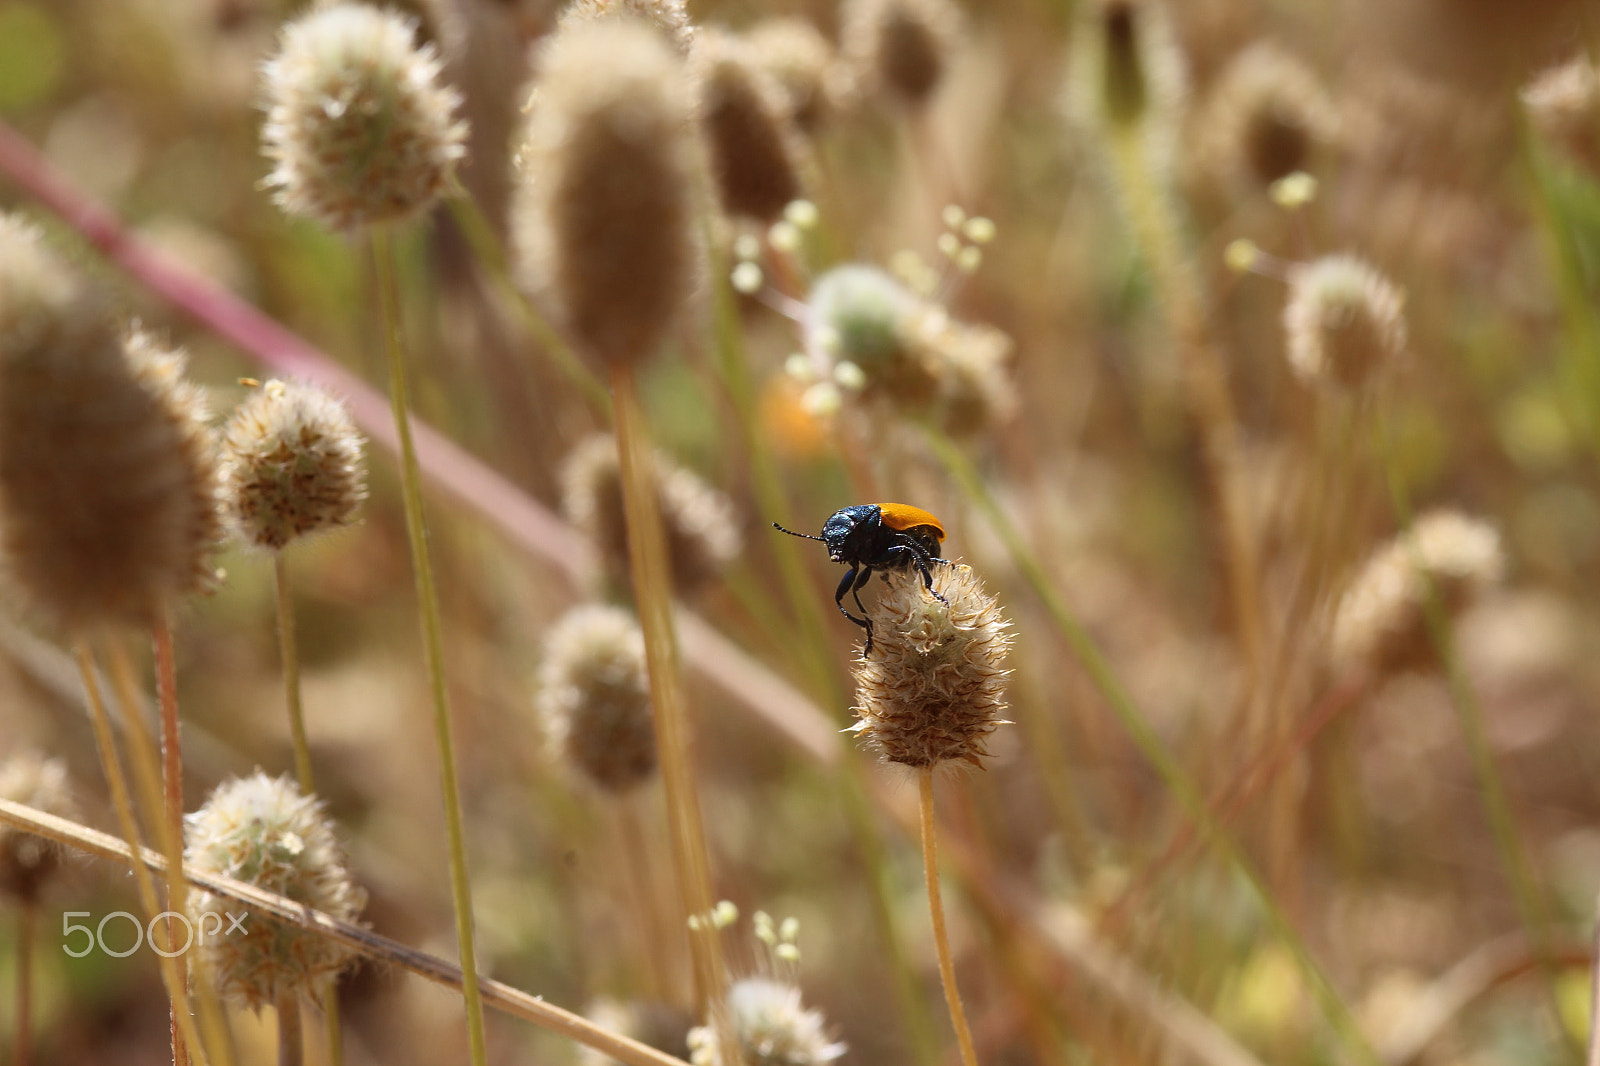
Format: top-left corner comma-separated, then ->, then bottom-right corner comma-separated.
274,554 -> 314,794
74,642 -> 208,1065
16,901 -> 33,1066
919,768 -> 979,1066
278,995 -> 303,1066
616,798 -> 675,999
369,227 -> 488,1066
609,364 -> 734,1062
153,610 -> 193,1066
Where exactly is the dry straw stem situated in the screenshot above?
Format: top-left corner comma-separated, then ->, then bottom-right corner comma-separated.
0,797 -> 696,1066
514,16 -> 701,372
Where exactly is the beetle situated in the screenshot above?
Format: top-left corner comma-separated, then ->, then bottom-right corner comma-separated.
773,503 -> 950,652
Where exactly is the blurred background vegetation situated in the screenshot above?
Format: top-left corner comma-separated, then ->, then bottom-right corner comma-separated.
5,0 -> 1600,1064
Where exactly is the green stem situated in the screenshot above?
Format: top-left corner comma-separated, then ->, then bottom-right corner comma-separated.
370,227 -> 488,1066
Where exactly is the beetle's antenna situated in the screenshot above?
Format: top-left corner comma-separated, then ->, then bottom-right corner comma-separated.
772,522 -> 826,542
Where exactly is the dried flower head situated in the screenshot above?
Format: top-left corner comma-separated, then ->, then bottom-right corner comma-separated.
692,29 -> 806,223
743,17 -> 838,135
537,604 -> 656,792
557,0 -> 696,54
580,999 -> 696,1066
561,435 -> 740,595
687,978 -> 846,1066
185,772 -> 366,1010
0,752 -> 76,903
0,234 -> 223,633
839,0 -> 961,110
1061,0 -> 1186,173
220,379 -> 366,550
260,2 -> 468,231
851,562 -> 1012,767
1329,511 -> 1505,677
1522,56 -> 1600,179
1283,254 -> 1407,391
1196,42 -> 1339,191
514,16 -> 700,370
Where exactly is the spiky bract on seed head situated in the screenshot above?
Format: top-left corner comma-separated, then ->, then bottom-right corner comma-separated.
0,231 -> 223,633
1522,56 -> 1600,180
687,978 -> 846,1066
514,16 -> 700,370
851,562 -> 1012,768
744,17 -> 838,135
839,0 -> 961,110
220,379 -> 367,550
1329,511 -> 1504,678
260,2 -> 467,232
0,752 -> 76,903
691,28 -> 806,223
537,604 -> 656,792
557,0 -> 696,54
1196,42 -> 1338,192
185,772 -> 366,1010
560,435 -> 740,595
1283,254 -> 1407,392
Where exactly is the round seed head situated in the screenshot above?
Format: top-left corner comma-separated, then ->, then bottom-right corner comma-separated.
806,264 -> 918,379
1522,56 -> 1600,180
1196,42 -> 1339,191
743,17 -> 838,135
560,435 -> 740,596
185,772 -> 366,1010
557,0 -> 696,54
0,752 -> 77,903
0,259 -> 223,634
839,0 -> 961,110
1283,254 -> 1407,392
260,2 -> 468,232
220,379 -> 367,550
851,562 -> 1012,768
1329,511 -> 1504,678
514,16 -> 700,370
691,29 -> 806,223
687,978 -> 846,1066
537,604 -> 656,793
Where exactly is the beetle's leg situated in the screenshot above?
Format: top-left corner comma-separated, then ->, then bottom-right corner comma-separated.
888,540 -> 950,607
834,567 -> 871,629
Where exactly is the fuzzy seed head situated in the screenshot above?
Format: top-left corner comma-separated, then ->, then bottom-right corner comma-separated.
1284,255 -> 1407,391
1197,43 -> 1339,191
537,604 -> 656,792
851,562 -> 1012,768
260,3 -> 467,231
687,978 -> 846,1066
0,752 -> 76,903
1062,0 -> 1186,165
806,264 -> 918,377
557,0 -> 696,54
1329,511 -> 1505,678
560,435 -> 740,596
692,29 -> 806,223
185,773 -> 366,1010
220,380 -> 366,550
0,273 -> 223,634
514,17 -> 699,370
1523,57 -> 1600,179
840,0 -> 961,110
744,18 -> 837,135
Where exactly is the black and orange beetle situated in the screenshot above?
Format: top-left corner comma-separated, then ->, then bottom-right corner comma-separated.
773,503 -> 950,652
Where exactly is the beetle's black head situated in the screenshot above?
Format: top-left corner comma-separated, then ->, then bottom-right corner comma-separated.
822,505 -> 879,561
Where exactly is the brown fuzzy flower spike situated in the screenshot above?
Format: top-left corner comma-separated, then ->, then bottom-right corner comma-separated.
220,379 -> 367,551
0,221 -> 222,633
743,17 -> 838,135
851,562 -> 1012,768
1283,254 -> 1407,392
840,0 -> 962,111
514,15 -> 700,370
537,604 -> 657,793
691,28 -> 806,223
